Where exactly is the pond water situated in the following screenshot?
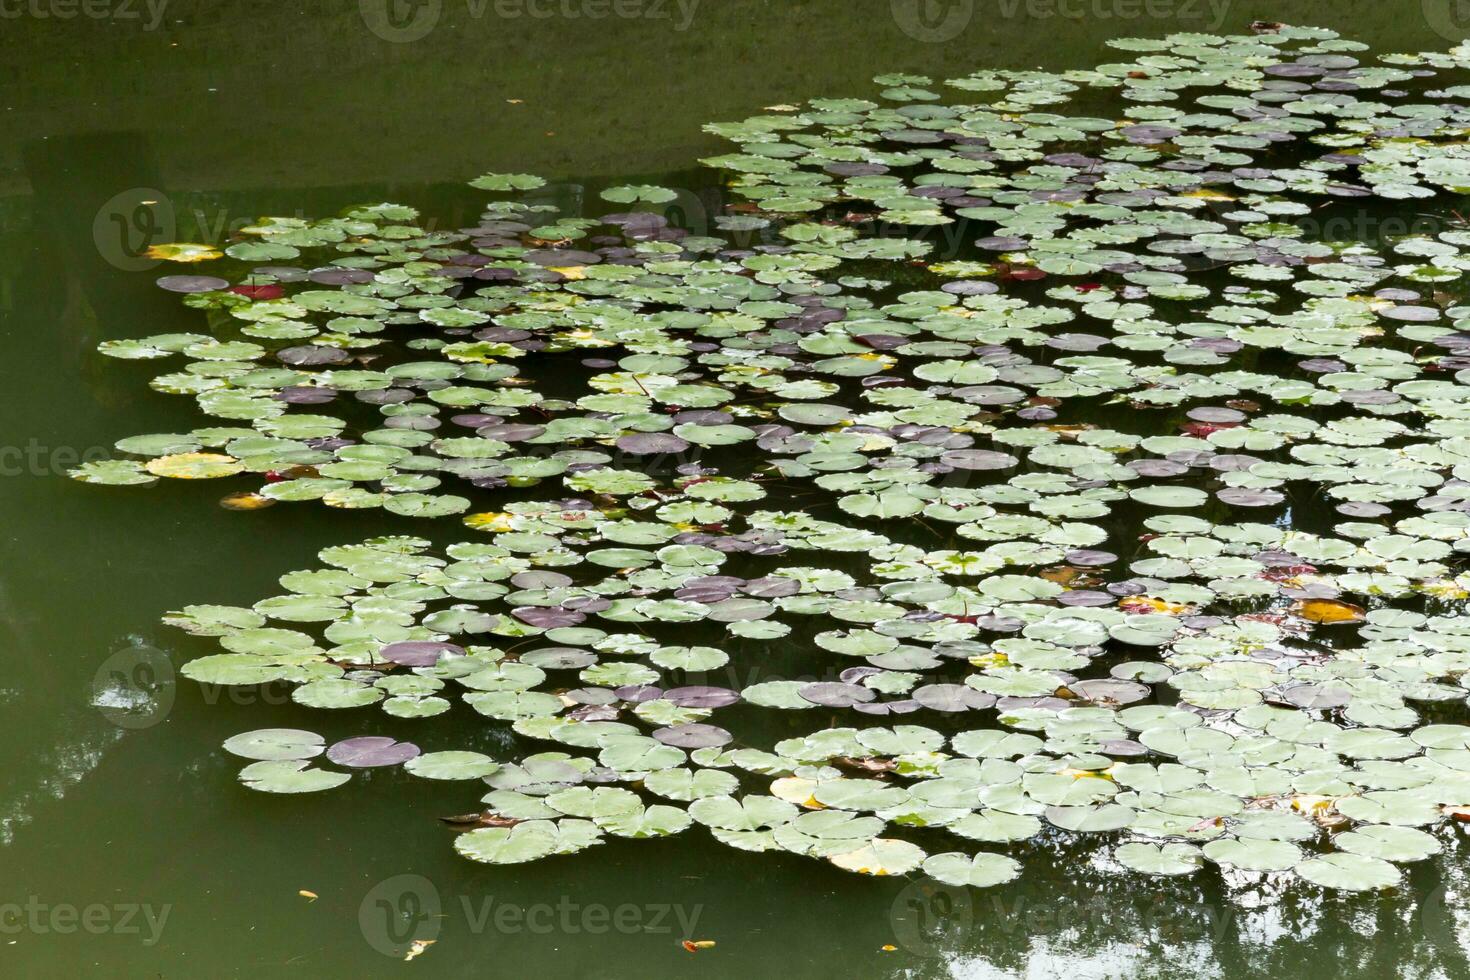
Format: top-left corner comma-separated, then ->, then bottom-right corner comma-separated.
6,3 -> 1470,978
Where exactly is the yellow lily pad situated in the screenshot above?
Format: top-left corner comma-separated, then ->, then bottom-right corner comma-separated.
144,242 -> 223,262
145,452 -> 244,479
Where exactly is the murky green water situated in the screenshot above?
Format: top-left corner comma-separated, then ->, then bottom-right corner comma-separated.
5,2 -> 1470,977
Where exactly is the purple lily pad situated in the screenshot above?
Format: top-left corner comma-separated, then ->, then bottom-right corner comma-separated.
1101,739 -> 1149,757
824,161 -> 890,176
357,388 -> 415,405
616,685 -> 663,703
380,641 -> 463,667
1382,305 -> 1439,322
1121,124 -> 1181,143
1217,488 -> 1285,507
976,235 -> 1030,251
1375,288 -> 1421,301
326,736 -> 420,768
942,280 -> 999,296
662,686 -> 739,708
1057,589 -> 1114,607
616,432 -> 691,455
798,682 -> 875,708
854,699 -> 921,716
1207,454 -> 1261,472
1340,389 -> 1400,405
1066,550 -> 1118,567
1187,406 -> 1246,424
742,576 -> 802,598
157,275 -> 230,293
652,723 -> 733,748
511,607 -> 585,629
524,248 -> 602,267
1129,458 -> 1189,478
1337,501 -> 1392,518
1047,333 -> 1109,352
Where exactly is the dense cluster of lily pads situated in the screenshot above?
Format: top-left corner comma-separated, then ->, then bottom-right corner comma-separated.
79,24 -> 1470,891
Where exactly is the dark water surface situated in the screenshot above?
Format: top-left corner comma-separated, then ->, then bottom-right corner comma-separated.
3,2 -> 1470,977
